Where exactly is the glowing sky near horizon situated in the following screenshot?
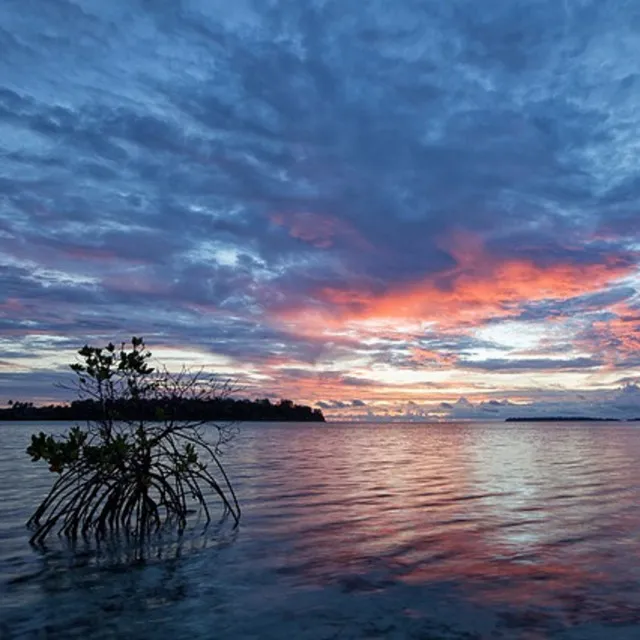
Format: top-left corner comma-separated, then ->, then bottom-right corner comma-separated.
1,0 -> 640,419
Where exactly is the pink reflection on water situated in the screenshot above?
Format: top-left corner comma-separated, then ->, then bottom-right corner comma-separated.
236,422 -> 640,629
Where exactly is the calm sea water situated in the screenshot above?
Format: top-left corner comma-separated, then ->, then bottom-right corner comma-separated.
2,420 -> 640,639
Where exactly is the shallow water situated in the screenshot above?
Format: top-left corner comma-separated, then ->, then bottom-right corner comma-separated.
2,420 -> 640,639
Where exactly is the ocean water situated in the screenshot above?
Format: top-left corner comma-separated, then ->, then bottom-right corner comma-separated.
2,420 -> 640,639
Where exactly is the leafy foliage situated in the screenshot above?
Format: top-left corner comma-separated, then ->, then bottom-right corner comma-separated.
26,338 -> 240,544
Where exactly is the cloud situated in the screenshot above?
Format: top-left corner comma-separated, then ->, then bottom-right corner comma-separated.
276,236 -> 637,334
435,385 -> 640,421
317,385 -> 640,422
0,0 -> 639,413
459,357 -> 603,372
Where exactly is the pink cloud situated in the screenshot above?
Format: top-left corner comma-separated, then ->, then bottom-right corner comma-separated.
270,211 -> 372,250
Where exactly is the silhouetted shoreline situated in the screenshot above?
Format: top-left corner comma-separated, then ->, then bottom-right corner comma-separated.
505,416 -> 620,422
0,398 -> 325,423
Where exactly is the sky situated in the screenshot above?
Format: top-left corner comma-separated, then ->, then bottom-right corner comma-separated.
1,0 -> 640,421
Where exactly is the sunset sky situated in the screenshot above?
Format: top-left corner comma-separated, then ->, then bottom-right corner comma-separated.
1,0 -> 640,420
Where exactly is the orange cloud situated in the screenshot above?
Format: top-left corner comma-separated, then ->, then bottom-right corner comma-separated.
276,234 -> 637,333
410,347 -> 458,366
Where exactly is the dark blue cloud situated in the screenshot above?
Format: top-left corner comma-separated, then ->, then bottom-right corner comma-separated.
460,357 -> 603,372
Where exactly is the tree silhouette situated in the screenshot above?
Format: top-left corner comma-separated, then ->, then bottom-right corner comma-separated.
26,338 -> 240,544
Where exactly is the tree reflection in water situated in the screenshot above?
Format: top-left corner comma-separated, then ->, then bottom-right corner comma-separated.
6,525 -> 238,639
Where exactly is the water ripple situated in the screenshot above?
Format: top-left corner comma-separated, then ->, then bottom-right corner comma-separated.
3,420 -> 640,638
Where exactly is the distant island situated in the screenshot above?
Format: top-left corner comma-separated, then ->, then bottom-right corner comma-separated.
0,398 -> 325,423
505,416 -> 620,422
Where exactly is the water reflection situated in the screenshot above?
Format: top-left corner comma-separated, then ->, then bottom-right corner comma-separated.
4,527 -> 239,639
4,421 -> 640,638
233,422 -> 640,633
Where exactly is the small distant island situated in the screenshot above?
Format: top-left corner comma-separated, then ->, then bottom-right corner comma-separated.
0,397 -> 325,423
505,416 -> 620,422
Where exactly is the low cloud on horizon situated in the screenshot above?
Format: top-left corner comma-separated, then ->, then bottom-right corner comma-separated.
314,383 -> 640,422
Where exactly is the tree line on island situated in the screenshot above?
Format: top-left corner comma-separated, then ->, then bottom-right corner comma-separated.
1,396 -> 325,422
505,416 -> 640,422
